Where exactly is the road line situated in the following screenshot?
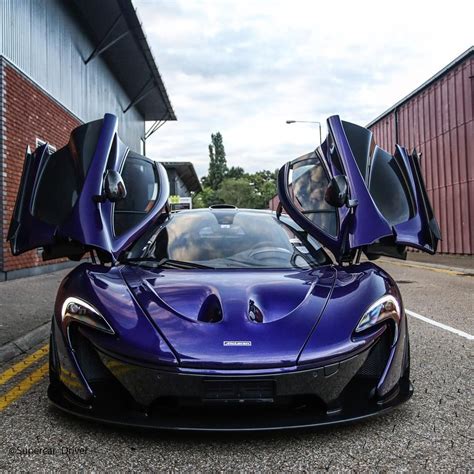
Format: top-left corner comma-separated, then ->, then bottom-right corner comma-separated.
0,362 -> 49,412
406,309 -> 474,341
0,344 -> 49,386
379,259 -> 470,276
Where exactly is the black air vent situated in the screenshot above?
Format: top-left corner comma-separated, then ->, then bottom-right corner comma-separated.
203,380 -> 274,403
209,204 -> 238,209
197,294 -> 223,323
357,331 -> 391,378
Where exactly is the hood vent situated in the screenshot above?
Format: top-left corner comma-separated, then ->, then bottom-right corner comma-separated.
197,294 -> 223,323
248,299 -> 264,323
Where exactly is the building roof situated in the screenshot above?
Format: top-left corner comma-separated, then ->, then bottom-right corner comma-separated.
367,46 -> 473,128
162,162 -> 202,194
69,0 -> 176,121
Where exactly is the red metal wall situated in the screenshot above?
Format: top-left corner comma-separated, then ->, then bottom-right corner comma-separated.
369,54 -> 473,255
268,194 -> 280,212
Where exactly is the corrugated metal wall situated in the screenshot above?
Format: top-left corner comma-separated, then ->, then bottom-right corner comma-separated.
369,54 -> 473,255
0,0 -> 144,150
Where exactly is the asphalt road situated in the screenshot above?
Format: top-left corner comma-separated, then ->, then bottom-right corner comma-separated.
0,269 -> 70,346
0,260 -> 472,471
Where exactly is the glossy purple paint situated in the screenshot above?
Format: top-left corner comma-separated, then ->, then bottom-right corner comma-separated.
7,114 -> 427,428
121,265 -> 335,368
53,259 -> 405,394
278,115 -> 439,261
59,114 -> 170,261
391,146 -> 440,253
55,264 -> 177,367
326,116 -> 394,250
8,114 -> 170,262
278,116 -> 393,260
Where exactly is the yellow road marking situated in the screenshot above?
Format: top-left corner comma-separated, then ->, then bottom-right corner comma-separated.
0,344 -> 49,386
0,362 -> 49,412
378,259 -> 470,276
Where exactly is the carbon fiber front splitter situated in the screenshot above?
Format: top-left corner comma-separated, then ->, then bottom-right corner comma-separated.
48,378 -> 413,432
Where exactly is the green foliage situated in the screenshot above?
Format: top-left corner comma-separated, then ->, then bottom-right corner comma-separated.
214,171 -> 276,209
196,132 -> 277,209
193,186 -> 223,208
206,132 -> 228,190
216,178 -> 259,208
226,166 -> 245,180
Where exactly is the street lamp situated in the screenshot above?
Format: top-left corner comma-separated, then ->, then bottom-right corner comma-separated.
286,120 -> 322,145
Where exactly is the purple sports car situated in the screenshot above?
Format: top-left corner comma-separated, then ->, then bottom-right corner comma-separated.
8,113 -> 439,431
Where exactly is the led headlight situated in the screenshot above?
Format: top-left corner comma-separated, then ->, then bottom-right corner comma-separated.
355,295 -> 401,343
61,297 -> 115,334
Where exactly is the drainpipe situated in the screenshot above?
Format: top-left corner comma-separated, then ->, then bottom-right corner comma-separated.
394,107 -> 399,144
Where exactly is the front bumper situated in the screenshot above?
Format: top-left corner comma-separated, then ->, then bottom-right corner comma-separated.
48,380 -> 412,431
49,321 -> 412,431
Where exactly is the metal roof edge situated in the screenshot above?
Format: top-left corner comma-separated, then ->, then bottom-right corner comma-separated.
162,161 -> 202,193
366,46 -> 473,128
120,0 -> 177,120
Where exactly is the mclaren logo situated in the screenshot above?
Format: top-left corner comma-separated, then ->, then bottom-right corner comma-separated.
223,340 -> 252,347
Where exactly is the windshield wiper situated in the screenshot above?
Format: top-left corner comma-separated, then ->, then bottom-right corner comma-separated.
122,257 -> 214,269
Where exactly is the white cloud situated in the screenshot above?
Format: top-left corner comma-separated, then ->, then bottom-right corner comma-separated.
134,0 -> 473,176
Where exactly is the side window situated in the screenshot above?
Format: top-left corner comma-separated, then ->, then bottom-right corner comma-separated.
114,152 -> 159,236
369,147 -> 413,226
33,146 -> 80,226
289,155 -> 338,237
341,120 -> 374,183
33,120 -> 104,226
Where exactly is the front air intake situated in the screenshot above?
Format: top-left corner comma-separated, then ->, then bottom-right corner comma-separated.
209,204 -> 238,209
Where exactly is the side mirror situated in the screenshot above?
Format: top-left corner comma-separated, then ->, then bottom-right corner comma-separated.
325,175 -> 348,208
104,170 -> 127,203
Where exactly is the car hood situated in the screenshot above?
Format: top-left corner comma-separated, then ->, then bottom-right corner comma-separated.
121,265 -> 336,369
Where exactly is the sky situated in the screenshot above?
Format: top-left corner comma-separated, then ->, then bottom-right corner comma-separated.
134,0 -> 473,178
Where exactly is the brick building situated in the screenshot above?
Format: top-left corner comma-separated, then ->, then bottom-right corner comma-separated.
0,0 -> 175,280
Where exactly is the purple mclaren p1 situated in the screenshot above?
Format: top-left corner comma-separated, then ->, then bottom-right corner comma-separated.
7,113 -> 440,431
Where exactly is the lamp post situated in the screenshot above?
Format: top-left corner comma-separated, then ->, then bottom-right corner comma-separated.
286,120 -> 322,145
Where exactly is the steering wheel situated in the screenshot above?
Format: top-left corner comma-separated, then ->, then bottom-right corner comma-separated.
248,244 -> 292,260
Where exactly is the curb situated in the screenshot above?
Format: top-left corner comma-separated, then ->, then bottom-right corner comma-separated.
378,258 -> 474,275
0,321 -> 50,365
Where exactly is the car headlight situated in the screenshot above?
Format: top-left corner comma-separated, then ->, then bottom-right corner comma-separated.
355,295 -> 401,343
61,297 -> 115,335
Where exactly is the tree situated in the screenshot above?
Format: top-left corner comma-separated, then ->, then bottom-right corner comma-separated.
216,178 -> 259,208
206,132 -> 228,190
197,131 -> 277,209
193,186 -> 223,208
242,169 -> 277,209
226,166 -> 245,180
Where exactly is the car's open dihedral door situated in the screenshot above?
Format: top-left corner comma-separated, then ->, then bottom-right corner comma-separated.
8,113 -> 170,262
277,115 -> 440,260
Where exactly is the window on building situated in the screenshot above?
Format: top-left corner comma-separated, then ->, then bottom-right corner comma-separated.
36,138 -> 57,155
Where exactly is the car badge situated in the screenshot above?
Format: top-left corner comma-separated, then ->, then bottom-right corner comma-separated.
223,341 -> 252,347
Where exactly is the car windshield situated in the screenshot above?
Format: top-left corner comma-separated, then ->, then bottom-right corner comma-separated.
128,210 -> 329,270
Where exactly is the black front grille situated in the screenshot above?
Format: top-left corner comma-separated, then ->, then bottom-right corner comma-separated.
357,331 -> 391,378
203,379 -> 275,403
69,327 -> 111,382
